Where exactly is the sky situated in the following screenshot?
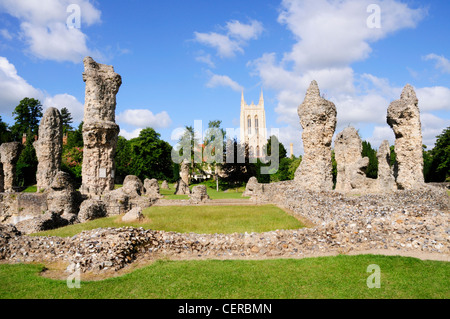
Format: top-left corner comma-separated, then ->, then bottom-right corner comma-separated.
0,0 -> 449,156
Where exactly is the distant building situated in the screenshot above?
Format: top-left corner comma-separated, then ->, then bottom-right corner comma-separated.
239,89 -> 267,158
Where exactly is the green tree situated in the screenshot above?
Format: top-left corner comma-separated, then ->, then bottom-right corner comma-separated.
60,107 -> 74,133
221,139 -> 256,187
202,120 -> 225,177
263,135 -> 287,160
114,136 -> 132,182
61,146 -> 83,188
15,130 -> 37,188
361,141 -> 378,179
331,150 -> 337,188
128,128 -> 174,181
427,127 -> 450,182
0,116 -> 12,143
10,98 -> 43,141
288,156 -> 302,180
65,121 -> 83,149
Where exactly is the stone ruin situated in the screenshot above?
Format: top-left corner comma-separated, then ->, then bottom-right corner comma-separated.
294,80 -> 336,191
80,56 -> 122,196
0,57 -> 162,234
34,107 -> 63,192
0,142 -> 22,193
180,159 -> 190,186
0,64 -> 448,276
387,84 -> 425,190
247,81 -> 432,197
334,127 -> 376,192
144,178 -> 163,200
376,140 -> 397,192
161,180 -> 169,190
173,159 -> 191,195
174,178 -> 190,195
189,185 -> 210,204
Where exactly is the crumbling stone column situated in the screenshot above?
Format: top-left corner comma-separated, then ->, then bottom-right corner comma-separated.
387,84 -> 425,190
376,140 -> 397,191
0,161 -> 4,192
34,107 -> 63,192
0,142 -> 22,193
334,127 -> 375,192
180,159 -> 190,186
294,80 -> 337,191
80,56 -> 122,196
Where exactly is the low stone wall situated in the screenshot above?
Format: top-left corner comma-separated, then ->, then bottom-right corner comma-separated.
0,185 -> 448,274
0,193 -> 48,224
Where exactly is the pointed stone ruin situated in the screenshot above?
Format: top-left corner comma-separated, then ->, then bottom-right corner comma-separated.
160,180 -> 169,190
376,140 -> 397,192
334,127 -> 376,192
294,80 -> 337,191
80,56 -> 122,196
189,185 -> 210,204
387,84 -> 425,190
34,107 -> 63,192
144,178 -> 163,200
0,142 -> 22,193
174,178 -> 190,195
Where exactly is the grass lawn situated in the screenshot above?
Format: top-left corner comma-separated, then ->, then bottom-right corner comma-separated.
0,255 -> 448,299
22,185 -> 38,193
33,205 -> 304,237
160,182 -> 248,200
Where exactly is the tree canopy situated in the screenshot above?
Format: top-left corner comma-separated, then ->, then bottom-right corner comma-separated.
10,98 -> 43,141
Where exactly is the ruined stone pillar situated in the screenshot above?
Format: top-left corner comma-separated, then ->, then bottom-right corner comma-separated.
387,84 -> 425,190
34,107 -> 63,192
0,142 -> 22,193
180,158 -> 190,186
80,56 -> 122,196
376,140 -> 397,191
0,160 -> 4,193
294,80 -> 337,191
334,127 -> 375,192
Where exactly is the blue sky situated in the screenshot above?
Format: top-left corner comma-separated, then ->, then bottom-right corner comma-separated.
0,0 -> 449,156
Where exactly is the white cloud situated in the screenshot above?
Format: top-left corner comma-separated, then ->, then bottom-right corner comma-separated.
195,53 -> 215,68
194,32 -> 242,58
424,53 -> 450,74
194,19 -> 263,58
0,56 -> 43,114
0,0 -> 101,63
278,0 -> 425,70
416,86 -> 450,112
117,109 -> 172,129
420,113 -> 450,148
366,126 -> 395,150
206,72 -> 243,92
0,56 -> 84,125
119,128 -> 143,140
248,0 -> 436,153
43,93 -> 84,122
0,29 -> 13,40
226,19 -> 263,41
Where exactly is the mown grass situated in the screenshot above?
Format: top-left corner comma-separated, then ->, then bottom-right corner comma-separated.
33,205 -> 304,237
0,255 -> 448,299
159,182 -> 248,200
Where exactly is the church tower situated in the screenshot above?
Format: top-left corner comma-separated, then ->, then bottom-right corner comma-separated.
240,89 -> 267,158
